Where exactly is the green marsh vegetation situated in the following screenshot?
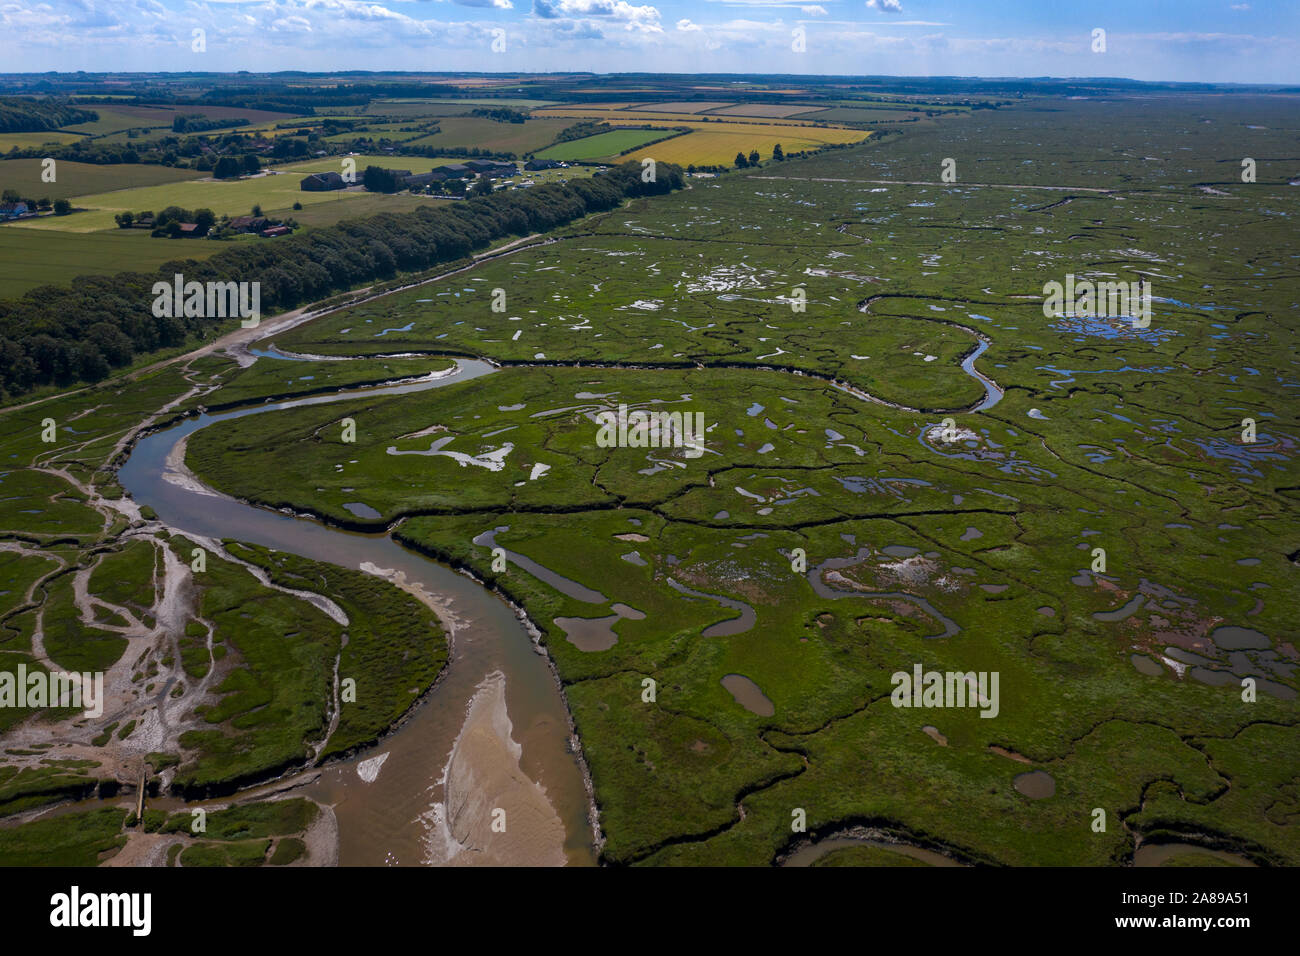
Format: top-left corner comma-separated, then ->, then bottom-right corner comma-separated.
190,95 -> 1298,865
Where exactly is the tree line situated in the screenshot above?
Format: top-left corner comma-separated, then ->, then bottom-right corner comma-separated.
0,96 -> 97,133
0,161 -> 684,401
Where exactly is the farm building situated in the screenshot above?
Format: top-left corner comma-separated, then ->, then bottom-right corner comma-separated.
300,172 -> 346,191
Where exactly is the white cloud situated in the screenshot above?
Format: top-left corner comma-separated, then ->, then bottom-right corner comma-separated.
866,0 -> 903,12
676,18 -> 702,31
532,0 -> 660,26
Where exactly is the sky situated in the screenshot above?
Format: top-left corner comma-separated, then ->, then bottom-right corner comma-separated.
2,0 -> 1297,84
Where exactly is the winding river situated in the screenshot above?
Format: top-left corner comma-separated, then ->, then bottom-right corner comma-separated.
118,360 -> 598,866
108,270 -> 1008,867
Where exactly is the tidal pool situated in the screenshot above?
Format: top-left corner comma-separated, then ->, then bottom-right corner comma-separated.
721,674 -> 774,716
1013,770 -> 1055,799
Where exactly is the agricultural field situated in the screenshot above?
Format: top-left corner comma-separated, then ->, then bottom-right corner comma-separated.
533,105 -> 846,127
706,104 -> 830,118
404,116 -> 575,153
0,158 -> 204,201
61,104 -> 298,137
365,98 -> 559,114
623,121 -> 870,165
6,165 -> 367,233
535,128 -> 682,161
794,106 -> 931,123
0,131 -> 86,151
633,101 -> 735,114
0,228 -> 222,299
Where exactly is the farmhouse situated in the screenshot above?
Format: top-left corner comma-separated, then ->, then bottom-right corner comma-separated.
300,171 -> 346,191
229,215 -> 269,234
260,225 -> 291,237
0,201 -> 32,220
525,159 -> 562,171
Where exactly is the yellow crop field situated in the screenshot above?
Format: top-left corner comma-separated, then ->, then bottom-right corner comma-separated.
622,124 -> 870,166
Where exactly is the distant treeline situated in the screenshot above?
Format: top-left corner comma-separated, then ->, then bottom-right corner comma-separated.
388,143 -> 518,161
3,139 -> 144,165
470,107 -> 528,124
172,114 -> 251,134
0,161 -> 684,400
0,96 -> 97,133
550,121 -> 614,145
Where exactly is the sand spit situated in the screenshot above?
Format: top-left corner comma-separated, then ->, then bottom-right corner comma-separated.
420,671 -> 566,867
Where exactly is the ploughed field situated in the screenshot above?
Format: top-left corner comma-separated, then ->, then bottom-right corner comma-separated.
0,96 -> 1296,865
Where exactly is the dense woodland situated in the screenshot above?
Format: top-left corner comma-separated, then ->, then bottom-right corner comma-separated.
0,161 -> 684,400
0,96 -> 97,132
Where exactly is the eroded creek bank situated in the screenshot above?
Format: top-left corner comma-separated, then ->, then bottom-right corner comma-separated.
118,361 -> 596,866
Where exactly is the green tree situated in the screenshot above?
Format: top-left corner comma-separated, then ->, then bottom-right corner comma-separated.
362,166 -> 398,194
194,208 -> 216,235
242,153 -> 260,175
772,143 -> 784,161
470,174 -> 493,197
114,211 -> 134,229
213,156 -> 240,179
734,152 -> 748,169
748,149 -> 760,167
52,198 -> 71,216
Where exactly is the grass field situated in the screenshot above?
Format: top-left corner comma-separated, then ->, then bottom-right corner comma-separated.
405,116 -> 574,153
536,128 -> 681,161
0,227 -> 222,299
6,164 -> 379,233
0,158 -> 204,201
62,104 -> 300,137
0,131 -> 87,151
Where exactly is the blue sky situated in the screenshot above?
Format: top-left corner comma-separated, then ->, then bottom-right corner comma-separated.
3,1 -> 1296,83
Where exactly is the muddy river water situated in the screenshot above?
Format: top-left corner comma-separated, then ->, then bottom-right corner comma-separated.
118,361 -> 597,866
